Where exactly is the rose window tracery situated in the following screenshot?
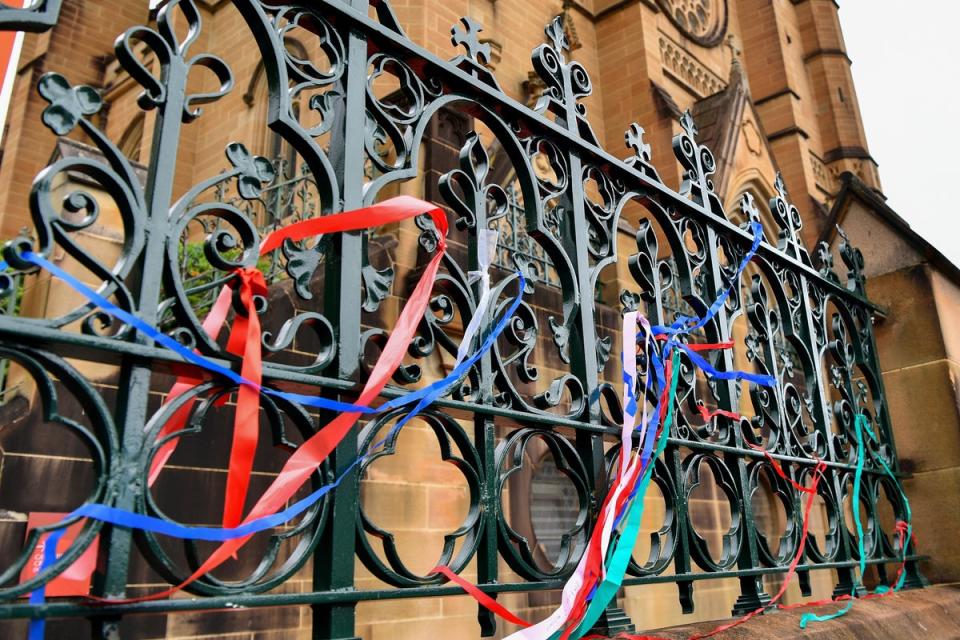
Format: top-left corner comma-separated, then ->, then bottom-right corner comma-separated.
657,0 -> 728,47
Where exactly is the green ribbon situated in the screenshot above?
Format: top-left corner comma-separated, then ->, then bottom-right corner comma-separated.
862,420 -> 912,592
799,414 -> 869,628
800,414 -> 913,628
563,351 -> 681,640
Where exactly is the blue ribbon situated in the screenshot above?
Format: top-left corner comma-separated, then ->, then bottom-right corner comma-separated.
27,529 -> 64,640
676,342 -> 776,387
19,251 -> 515,418
611,343 -> 664,531
653,221 -> 764,339
18,250 -> 523,636
604,221 -> 773,574
24,280 -> 517,560
17,253 -> 522,543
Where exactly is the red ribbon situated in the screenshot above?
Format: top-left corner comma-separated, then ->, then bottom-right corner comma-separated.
686,459 -> 827,639
96,196 -> 448,604
433,566 -> 532,628
696,404 -> 741,425
221,267 -> 267,529
555,357 -> 677,640
748,443 -> 819,495
147,268 -> 267,532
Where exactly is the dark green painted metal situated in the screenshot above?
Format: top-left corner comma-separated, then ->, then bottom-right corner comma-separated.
0,0 -> 61,31
0,1 -> 924,638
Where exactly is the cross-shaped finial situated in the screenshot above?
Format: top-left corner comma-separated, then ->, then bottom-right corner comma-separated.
452,17 -> 492,66
739,191 -> 761,226
625,123 -> 652,163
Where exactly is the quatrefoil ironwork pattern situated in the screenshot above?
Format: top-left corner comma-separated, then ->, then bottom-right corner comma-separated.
0,1 -> 921,637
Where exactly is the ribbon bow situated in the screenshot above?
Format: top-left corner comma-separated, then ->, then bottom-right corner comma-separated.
222,266 -> 268,529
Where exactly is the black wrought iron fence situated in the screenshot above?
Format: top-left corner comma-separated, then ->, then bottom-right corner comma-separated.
0,270 -> 21,404
0,0 -> 924,638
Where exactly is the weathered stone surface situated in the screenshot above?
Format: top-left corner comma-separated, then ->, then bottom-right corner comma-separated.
903,467 -> 960,584
870,265 -> 946,372
630,584 -> 960,639
884,359 -> 960,473
931,270 -> 960,367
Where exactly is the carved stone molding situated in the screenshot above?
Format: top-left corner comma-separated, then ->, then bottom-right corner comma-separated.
659,31 -> 725,97
810,151 -> 838,194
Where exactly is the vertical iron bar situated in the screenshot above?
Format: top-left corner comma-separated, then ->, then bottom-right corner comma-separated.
551,55 -> 623,627
793,273 -> 840,598
469,197 -> 499,636
90,52 -> 191,638
651,268 -> 696,613
312,2 -> 368,638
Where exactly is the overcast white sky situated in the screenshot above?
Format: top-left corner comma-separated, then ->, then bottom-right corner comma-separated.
839,1 -> 960,266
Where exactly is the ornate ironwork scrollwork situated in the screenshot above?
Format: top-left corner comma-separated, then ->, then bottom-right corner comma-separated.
674,110 -> 724,217
0,0 -> 920,633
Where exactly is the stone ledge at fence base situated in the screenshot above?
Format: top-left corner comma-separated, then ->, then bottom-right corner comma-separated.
632,584 -> 960,639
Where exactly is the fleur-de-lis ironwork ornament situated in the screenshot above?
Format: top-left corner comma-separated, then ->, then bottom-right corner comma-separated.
531,15 -> 597,143
673,110 -> 724,216
769,172 -> 811,265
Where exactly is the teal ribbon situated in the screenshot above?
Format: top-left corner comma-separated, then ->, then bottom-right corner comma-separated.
800,414 -> 868,628
562,351 -> 681,640
862,421 -> 912,592
800,414 -> 913,628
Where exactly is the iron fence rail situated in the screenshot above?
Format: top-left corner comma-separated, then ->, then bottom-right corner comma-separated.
0,0 -> 923,638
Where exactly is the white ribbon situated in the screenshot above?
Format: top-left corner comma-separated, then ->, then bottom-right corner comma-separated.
505,312 -> 653,639
597,313 -> 651,576
455,228 -> 499,367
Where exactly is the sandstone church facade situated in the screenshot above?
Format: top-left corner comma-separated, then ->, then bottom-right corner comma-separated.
0,1 -> 958,639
